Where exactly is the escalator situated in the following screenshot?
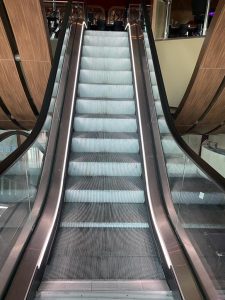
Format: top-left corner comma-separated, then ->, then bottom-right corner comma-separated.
2,16 -> 194,300
35,29 -> 173,299
1,2 -> 225,300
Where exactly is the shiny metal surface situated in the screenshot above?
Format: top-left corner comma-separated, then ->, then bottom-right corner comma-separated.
4,21 -> 85,300
128,22 -> 204,300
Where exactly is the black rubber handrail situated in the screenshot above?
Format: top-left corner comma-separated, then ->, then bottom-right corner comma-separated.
0,0 -> 72,175
141,0 -> 225,193
0,130 -> 45,153
0,130 -> 28,143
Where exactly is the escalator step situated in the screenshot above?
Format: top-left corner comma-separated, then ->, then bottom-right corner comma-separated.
83,36 -> 129,47
65,176 -> 144,203
78,83 -> 134,99
152,86 -> 160,100
68,153 -> 142,177
61,223 -> 149,229
71,132 -> 139,153
82,46 -> 130,59
166,157 -> 203,177
85,30 -> 128,37
44,228 -> 164,280
43,114 -> 52,132
155,100 -> 163,116
76,98 -> 135,115
74,114 -> 137,133
79,70 -> 132,85
170,177 -> 225,204
158,117 -> 169,134
61,203 -> 148,223
81,57 -> 131,71
161,135 -> 184,157
150,72 -> 157,85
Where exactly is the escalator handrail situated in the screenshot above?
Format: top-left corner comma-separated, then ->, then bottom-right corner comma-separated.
0,0 -> 72,175
141,0 -> 225,193
0,130 -> 28,143
0,130 -> 45,153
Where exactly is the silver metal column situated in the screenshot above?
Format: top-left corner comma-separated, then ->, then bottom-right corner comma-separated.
203,0 -> 211,36
163,0 -> 172,39
53,0 -> 56,11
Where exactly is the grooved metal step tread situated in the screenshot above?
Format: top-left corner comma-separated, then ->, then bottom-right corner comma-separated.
68,154 -> 142,177
69,153 -> 141,163
75,114 -> 136,119
43,228 -> 164,280
61,223 -> 149,229
60,203 -> 149,224
36,291 -> 174,300
73,132 -> 138,139
36,279 -> 172,299
76,97 -> 135,102
174,203 -> 225,227
38,279 -> 170,290
66,176 -> 144,190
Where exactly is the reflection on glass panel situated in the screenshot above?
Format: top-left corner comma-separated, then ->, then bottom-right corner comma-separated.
143,31 -> 225,297
0,21 -> 71,274
0,146 -> 42,269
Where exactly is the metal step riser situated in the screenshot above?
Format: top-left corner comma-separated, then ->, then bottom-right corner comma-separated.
76,100 -> 135,115
74,118 -> 137,133
81,57 -> 131,71
158,119 -> 170,135
85,31 -> 128,37
79,70 -> 132,85
166,163 -> 200,177
162,139 -> 184,156
71,138 -> 139,153
155,101 -> 163,116
172,191 -> 225,205
82,46 -> 130,58
152,86 -> 160,100
78,84 -> 134,99
83,36 -> 129,47
68,162 -> 142,177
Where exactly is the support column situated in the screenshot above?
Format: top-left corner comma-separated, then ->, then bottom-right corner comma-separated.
163,0 -> 172,39
202,0 -> 211,35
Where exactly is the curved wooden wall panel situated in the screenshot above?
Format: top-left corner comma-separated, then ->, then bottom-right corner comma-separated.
175,1 -> 225,135
0,17 -> 36,129
4,0 -> 52,112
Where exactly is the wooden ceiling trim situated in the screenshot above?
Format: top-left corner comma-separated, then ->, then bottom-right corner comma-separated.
175,68 -> 225,132
0,3 -> 39,116
175,1 -> 225,135
0,98 -> 19,129
0,60 -> 36,128
22,61 -> 51,110
208,124 -> 225,135
193,77 -> 225,134
4,0 -> 52,112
